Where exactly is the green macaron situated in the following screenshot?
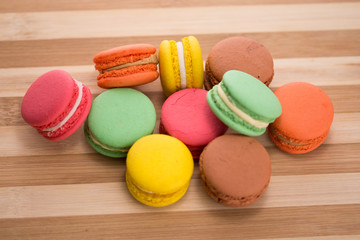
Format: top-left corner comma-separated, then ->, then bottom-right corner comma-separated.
207,70 -> 282,136
84,88 -> 156,158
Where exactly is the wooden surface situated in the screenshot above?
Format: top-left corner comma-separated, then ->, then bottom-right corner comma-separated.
1,1 -> 360,239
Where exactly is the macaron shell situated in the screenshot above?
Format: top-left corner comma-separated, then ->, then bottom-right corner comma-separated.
93,44 -> 157,71
126,172 -> 190,207
48,85 -> 92,141
84,120 -> 127,158
126,134 -> 193,195
272,82 -> 333,140
205,60 -> 220,89
97,69 -> 159,88
21,70 -> 75,127
206,36 -> 274,86
268,126 -> 329,154
183,36 -> 204,89
86,88 -> 156,157
204,71 -> 214,90
159,40 -> 180,97
207,85 -> 266,136
199,135 -> 271,207
206,70 -> 283,137
222,70 -> 282,122
161,88 -> 228,146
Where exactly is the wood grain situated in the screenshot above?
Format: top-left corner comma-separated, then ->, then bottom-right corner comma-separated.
1,173 -> 359,219
1,144 -> 360,188
1,3 -> 359,41
1,112 -> 359,158
1,1 -> 359,239
1,30 -> 360,68
0,205 -> 359,240
1,85 -> 359,128
1,0 -> 356,13
1,56 -> 359,97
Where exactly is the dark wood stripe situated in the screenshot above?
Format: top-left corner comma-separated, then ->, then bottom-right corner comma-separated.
0,30 -> 359,68
0,153 -> 125,187
0,143 -> 359,187
322,85 -> 360,113
268,143 -> 360,176
0,0 -> 354,13
0,97 -> 24,126
0,204 -> 359,239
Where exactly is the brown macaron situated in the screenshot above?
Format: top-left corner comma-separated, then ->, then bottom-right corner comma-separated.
205,36 -> 274,90
199,135 -> 271,207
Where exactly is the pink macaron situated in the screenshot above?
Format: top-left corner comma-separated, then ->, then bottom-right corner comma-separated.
160,88 -> 228,158
21,70 -> 92,141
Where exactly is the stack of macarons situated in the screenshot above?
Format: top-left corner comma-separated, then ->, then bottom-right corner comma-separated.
21,35 -> 334,208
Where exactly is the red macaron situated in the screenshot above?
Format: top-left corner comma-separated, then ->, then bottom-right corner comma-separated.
21,70 -> 92,141
93,44 -> 159,88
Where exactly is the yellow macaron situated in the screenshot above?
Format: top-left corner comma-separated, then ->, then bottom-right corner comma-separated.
126,134 -> 194,207
159,36 -> 204,97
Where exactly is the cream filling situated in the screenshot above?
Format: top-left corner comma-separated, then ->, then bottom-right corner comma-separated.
42,80 -> 83,133
127,173 -> 154,194
101,54 -> 158,73
270,125 -> 310,146
176,41 -> 187,89
217,84 -> 269,129
87,127 -> 129,153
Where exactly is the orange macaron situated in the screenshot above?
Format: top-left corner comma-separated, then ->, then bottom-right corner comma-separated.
93,44 -> 159,88
268,82 -> 334,154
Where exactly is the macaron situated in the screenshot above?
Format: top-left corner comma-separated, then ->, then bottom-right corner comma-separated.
21,70 -> 92,141
159,36 -> 204,97
205,36 -> 274,90
84,88 -> 156,158
207,70 -> 282,136
200,135 -> 271,207
268,82 -> 334,154
126,134 -> 194,207
93,44 -> 159,88
160,88 -> 228,158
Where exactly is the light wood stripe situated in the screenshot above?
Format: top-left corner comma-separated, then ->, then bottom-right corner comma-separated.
1,0 -> 354,13
0,143 -> 359,188
0,3 -> 359,41
0,173 -> 359,219
1,56 -> 358,97
272,56 -> 360,88
0,112 -> 359,157
1,30 -> 359,68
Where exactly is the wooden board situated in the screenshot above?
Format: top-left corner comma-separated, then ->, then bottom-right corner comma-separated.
1,1 -> 360,239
